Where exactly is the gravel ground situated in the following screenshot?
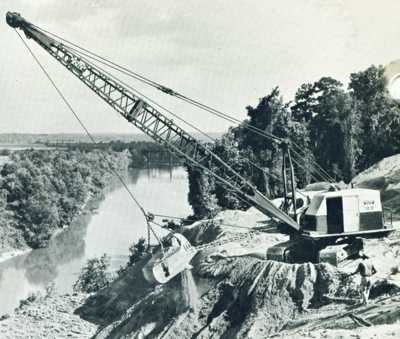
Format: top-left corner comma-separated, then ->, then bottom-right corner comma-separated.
0,293 -> 97,339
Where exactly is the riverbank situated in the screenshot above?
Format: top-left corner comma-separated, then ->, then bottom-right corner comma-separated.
0,186 -> 102,265
0,167 -> 190,318
0,248 -> 31,264
0,184 -> 106,317
0,148 -> 130,253
0,167 -> 191,337
0,174 -> 104,266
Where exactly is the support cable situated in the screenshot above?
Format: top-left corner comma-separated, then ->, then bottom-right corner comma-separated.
70,47 -> 294,189
16,27 -> 321,234
32,24 -> 335,183
150,214 -> 264,231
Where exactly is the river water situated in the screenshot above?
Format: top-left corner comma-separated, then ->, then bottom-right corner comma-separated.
0,167 -> 191,315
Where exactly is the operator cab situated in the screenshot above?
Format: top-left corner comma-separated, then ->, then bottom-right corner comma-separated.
302,188 -> 392,238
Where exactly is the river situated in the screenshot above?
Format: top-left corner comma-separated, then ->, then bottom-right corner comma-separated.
0,167 -> 191,315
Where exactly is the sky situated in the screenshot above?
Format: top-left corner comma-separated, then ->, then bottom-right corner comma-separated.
1,0 -> 400,135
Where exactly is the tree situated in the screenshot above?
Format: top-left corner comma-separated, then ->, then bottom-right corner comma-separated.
349,65 -> 400,169
0,148 -> 132,249
286,120 -> 314,187
186,165 -> 220,219
239,87 -> 291,196
211,131 -> 253,208
292,77 -> 356,182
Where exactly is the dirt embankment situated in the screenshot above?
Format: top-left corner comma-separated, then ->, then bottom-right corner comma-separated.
75,208 -> 400,338
353,154 -> 400,220
74,155 -> 400,338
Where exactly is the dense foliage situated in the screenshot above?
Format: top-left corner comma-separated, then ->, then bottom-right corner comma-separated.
0,149 -> 128,248
73,254 -> 112,293
187,65 -> 400,218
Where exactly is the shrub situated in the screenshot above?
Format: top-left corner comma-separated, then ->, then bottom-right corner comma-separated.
127,237 -> 147,266
117,237 -> 147,276
73,254 -> 112,293
390,265 -> 399,275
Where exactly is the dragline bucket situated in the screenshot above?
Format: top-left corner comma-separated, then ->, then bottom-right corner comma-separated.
142,234 -> 198,284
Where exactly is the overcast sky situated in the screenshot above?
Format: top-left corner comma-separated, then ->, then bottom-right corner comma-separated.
1,0 -> 400,135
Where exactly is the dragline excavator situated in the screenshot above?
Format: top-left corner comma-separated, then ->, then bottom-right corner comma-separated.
7,12 -> 394,284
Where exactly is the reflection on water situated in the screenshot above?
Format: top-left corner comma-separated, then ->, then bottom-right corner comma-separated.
0,167 -> 191,314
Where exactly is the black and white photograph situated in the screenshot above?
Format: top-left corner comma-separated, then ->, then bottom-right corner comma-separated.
1,1 -> 400,338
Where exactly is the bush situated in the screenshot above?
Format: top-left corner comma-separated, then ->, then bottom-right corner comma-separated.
127,237 -> 147,266
117,237 -> 147,276
390,265 -> 399,275
73,254 -> 112,293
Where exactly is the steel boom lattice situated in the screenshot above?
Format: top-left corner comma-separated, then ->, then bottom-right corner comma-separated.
6,12 -> 300,231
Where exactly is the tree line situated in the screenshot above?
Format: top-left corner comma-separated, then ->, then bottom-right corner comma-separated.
187,65 -> 400,218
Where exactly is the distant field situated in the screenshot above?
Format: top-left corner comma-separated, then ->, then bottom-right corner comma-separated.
0,132 -> 222,145
0,143 -> 59,150
0,133 -> 151,144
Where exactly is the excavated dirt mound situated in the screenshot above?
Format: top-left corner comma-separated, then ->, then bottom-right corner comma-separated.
77,203 -> 400,338
353,154 -> 400,220
76,254 -> 155,325
77,211 -> 284,327
90,256 -> 366,339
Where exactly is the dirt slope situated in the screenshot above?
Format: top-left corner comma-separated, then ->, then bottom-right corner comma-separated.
87,247 -> 400,339
353,154 -> 400,220
76,212 -> 400,338
90,259 -> 357,338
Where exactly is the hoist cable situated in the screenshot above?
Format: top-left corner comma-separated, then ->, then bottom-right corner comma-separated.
70,46 -> 292,189
148,222 -> 167,252
39,23 -> 333,183
150,213 -> 265,231
32,24 -> 335,183
70,45 -> 318,192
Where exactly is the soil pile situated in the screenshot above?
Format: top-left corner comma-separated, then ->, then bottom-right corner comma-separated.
78,212 -> 378,338
353,154 -> 400,219
85,254 -> 364,338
